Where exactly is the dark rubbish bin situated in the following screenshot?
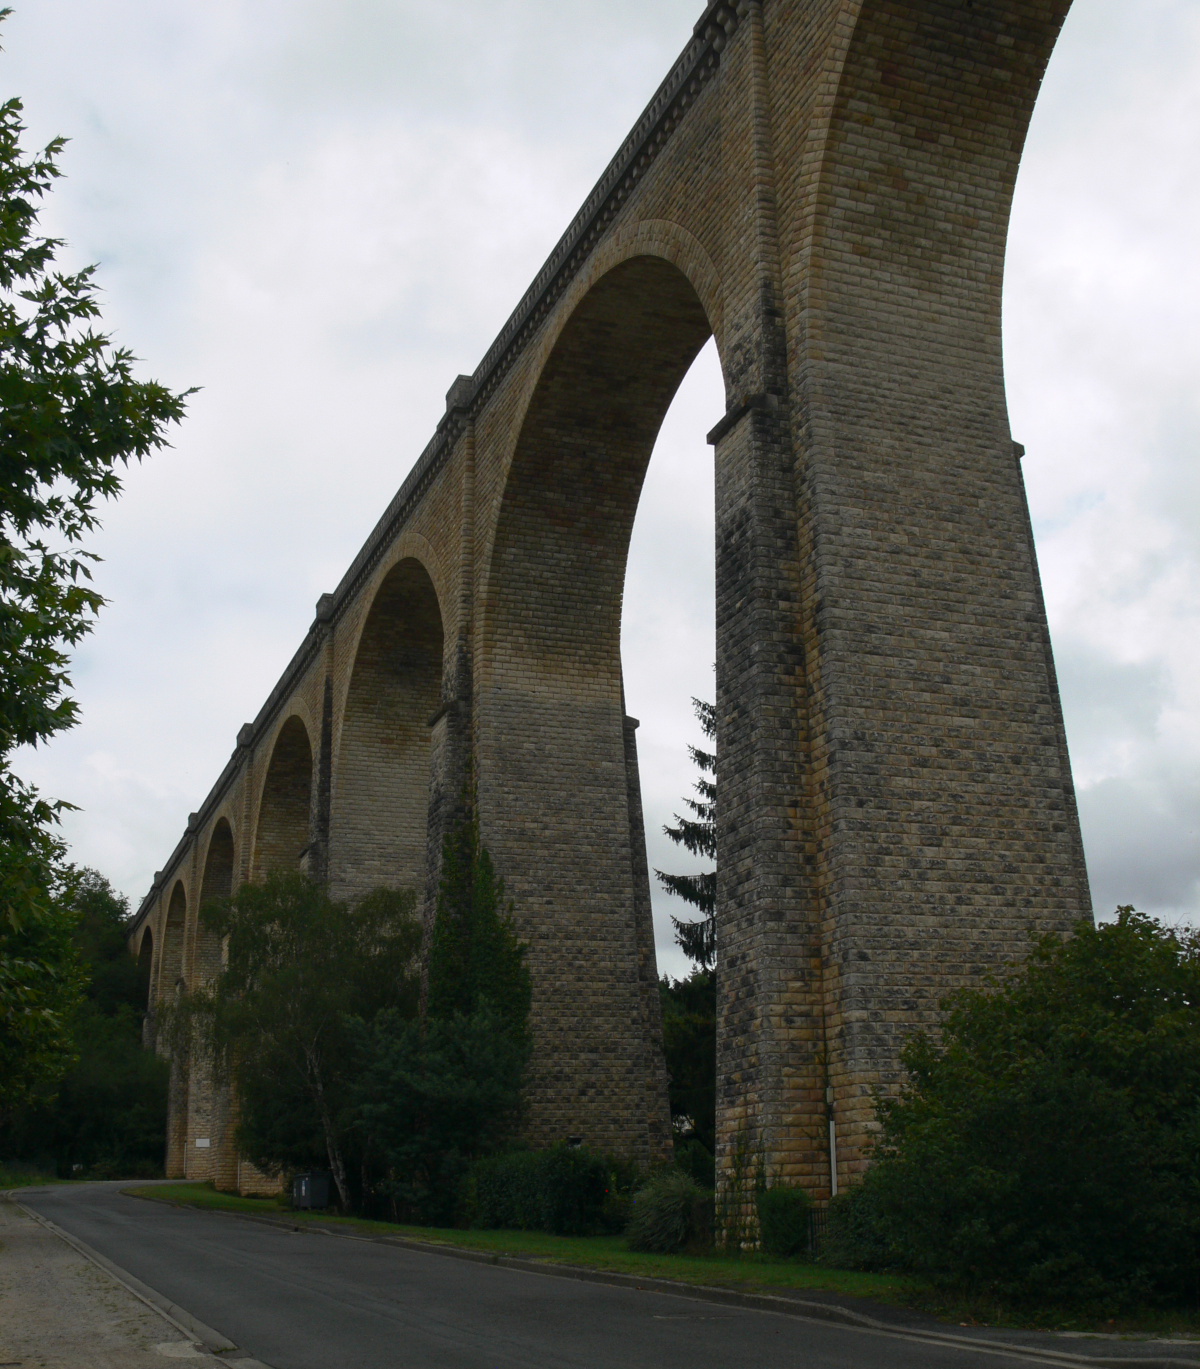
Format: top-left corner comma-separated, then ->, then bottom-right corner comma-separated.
292,1172 -> 330,1210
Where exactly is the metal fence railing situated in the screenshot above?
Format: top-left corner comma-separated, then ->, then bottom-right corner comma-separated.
808,1207 -> 829,1256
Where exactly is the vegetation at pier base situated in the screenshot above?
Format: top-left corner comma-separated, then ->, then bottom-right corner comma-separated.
626,1168 -> 713,1253
179,793 -> 533,1223
350,792 -> 532,1226
821,909 -> 1200,1315
1,870 -> 166,1177
0,14 -> 190,1116
181,872 -> 423,1213
460,1145 -> 638,1237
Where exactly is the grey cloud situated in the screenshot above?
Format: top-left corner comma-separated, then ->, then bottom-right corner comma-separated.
1080,772 -> 1200,918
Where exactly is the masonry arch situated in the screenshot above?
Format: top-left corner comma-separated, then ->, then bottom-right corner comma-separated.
136,927 -> 154,1008
479,252 -> 717,1154
195,819 -> 235,983
160,881 -> 188,999
160,880 -> 189,1176
330,556 -> 445,902
254,717 -> 314,879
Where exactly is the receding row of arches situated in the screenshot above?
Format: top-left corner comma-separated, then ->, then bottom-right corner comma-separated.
149,555 -> 445,1014
149,253 -> 722,1172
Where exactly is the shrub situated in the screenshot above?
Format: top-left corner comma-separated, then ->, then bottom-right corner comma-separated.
541,1145 -> 609,1235
351,1003 -> 528,1226
824,910 -> 1200,1310
820,1181 -> 897,1271
756,1182 -> 811,1259
468,1149 -> 544,1230
674,1136 -> 715,1190
464,1145 -> 624,1235
626,1170 -> 713,1253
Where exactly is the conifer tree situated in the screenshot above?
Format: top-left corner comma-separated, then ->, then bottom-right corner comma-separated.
655,698 -> 716,969
427,782 -> 530,1037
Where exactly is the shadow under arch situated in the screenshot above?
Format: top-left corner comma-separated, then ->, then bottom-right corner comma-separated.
254,717 -> 314,879
161,880 -> 189,1178
479,252 -> 718,1159
196,819 -> 234,982
189,817 -> 236,1184
160,880 -> 188,997
136,926 -> 154,1004
330,557 -> 445,903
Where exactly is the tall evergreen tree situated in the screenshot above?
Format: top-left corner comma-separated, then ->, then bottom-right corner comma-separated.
656,698 -> 718,1168
428,784 -> 530,1035
352,788 -> 531,1222
655,698 -> 716,969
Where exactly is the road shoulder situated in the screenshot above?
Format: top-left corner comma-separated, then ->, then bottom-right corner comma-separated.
0,1196 -> 216,1368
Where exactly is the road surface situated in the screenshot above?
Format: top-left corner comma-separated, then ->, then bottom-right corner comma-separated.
18,1184 -> 1195,1369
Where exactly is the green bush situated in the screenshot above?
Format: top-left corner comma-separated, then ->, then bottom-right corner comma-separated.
465,1145 -> 637,1235
756,1182 -> 811,1259
674,1136 -> 715,1190
540,1145 -> 609,1235
626,1170 -> 713,1253
351,1003 -> 528,1226
823,910 -> 1200,1310
821,1181 -> 897,1271
468,1150 -> 545,1230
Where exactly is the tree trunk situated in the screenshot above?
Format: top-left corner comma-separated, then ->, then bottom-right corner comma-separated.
309,1057 -> 350,1212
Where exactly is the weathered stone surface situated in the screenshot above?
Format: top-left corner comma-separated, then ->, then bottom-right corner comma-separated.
129,0 -> 1090,1203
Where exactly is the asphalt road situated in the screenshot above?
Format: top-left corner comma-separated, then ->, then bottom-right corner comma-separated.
17,1185 -> 1193,1369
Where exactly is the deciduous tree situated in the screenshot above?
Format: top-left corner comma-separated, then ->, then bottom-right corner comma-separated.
184,873 -> 420,1212
825,909 -> 1200,1311
0,13 -> 190,1105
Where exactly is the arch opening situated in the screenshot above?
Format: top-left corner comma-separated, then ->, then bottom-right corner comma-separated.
254,717 -> 314,879
162,880 -> 189,1178
160,881 -> 187,997
136,927 -> 154,1009
330,557 -> 444,903
188,819 -> 236,1183
196,819 -> 235,982
480,253 -> 718,1160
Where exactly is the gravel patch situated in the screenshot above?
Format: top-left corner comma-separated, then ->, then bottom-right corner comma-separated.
0,1198 -> 211,1368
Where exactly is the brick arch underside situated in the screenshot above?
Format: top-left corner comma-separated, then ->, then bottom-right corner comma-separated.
254,718 -> 313,879
162,881 -> 188,1178
195,820 -> 234,985
160,883 -> 187,997
481,253 -> 713,1155
188,819 -> 236,1183
788,0 -> 1089,1161
136,928 -> 154,1013
330,558 -> 444,904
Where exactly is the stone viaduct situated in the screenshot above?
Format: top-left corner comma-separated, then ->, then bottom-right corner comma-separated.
127,0 -> 1092,1202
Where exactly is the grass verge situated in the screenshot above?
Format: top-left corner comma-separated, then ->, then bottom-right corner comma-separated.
123,1183 -> 1200,1338
122,1182 -> 911,1303
0,1165 -> 70,1189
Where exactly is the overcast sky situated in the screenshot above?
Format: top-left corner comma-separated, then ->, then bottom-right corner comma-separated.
4,0 -> 1198,980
